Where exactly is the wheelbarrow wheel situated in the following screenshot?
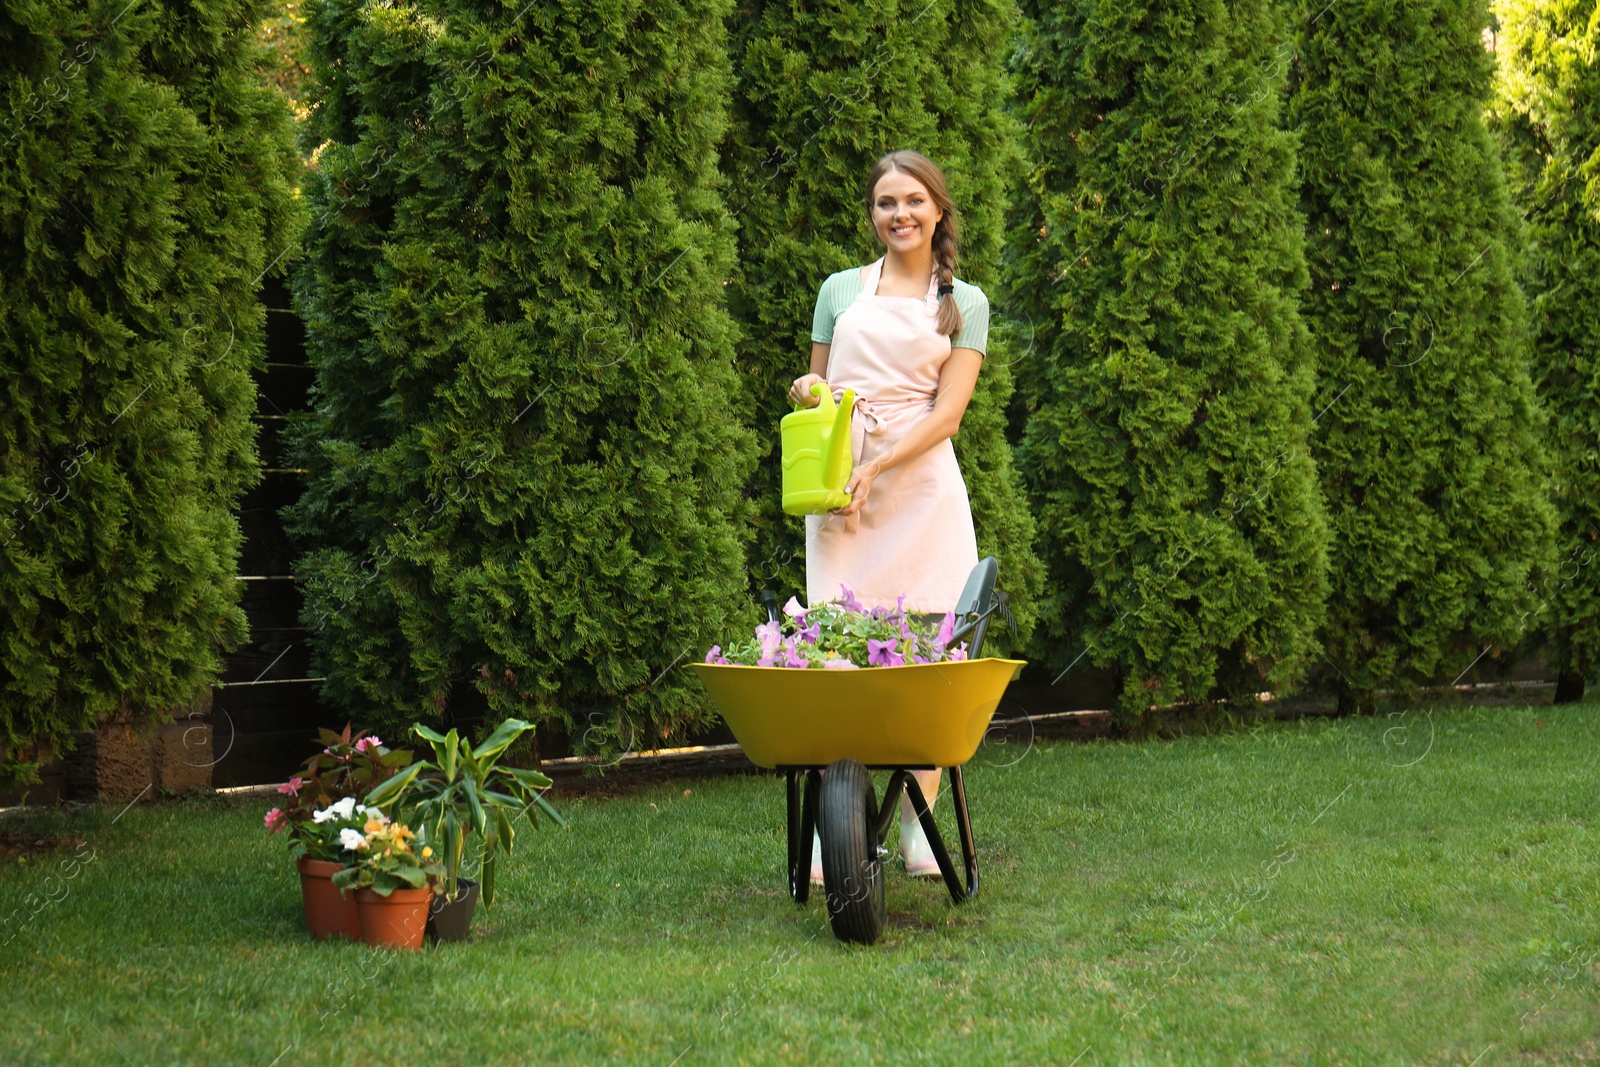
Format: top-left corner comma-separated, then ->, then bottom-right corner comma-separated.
818,758 -> 885,944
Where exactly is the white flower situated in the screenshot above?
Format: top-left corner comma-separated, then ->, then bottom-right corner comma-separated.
356,804 -> 387,823
338,827 -> 368,851
312,796 -> 357,824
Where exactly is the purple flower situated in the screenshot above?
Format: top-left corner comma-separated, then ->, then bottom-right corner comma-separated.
783,596 -> 808,624
867,638 -> 904,668
837,585 -> 864,613
870,605 -> 891,620
821,658 -> 860,670
936,611 -> 956,647
782,636 -> 808,669
705,645 -> 729,665
797,620 -> 820,644
912,653 -> 930,665
947,644 -> 968,662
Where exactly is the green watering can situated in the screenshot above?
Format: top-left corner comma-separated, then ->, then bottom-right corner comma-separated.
781,381 -> 857,515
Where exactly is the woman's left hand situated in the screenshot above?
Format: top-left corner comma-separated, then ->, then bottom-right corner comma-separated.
834,459 -> 882,517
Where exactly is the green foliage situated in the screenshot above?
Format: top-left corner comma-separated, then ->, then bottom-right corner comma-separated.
289,0 -> 758,749
1008,0 -> 1330,721
1289,0 -> 1557,710
1491,0 -> 1600,688
0,0 -> 301,784
723,0 -> 1042,650
365,719 -> 560,907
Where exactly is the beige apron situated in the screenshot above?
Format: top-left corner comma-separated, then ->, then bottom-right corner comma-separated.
805,258 -> 980,614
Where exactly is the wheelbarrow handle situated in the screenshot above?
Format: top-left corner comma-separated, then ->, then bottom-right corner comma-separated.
760,588 -> 781,625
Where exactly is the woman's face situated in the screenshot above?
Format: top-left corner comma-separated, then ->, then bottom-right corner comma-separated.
870,169 -> 942,256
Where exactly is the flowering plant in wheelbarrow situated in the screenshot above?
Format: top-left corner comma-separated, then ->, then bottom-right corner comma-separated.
705,586 -> 970,669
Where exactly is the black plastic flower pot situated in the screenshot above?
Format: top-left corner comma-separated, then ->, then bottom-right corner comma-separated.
425,877 -> 480,942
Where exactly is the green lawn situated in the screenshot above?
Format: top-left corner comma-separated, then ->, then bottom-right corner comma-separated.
2,702 -> 1597,1065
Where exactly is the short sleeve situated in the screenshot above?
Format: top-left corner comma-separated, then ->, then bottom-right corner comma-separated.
949,283 -> 990,354
811,272 -> 844,344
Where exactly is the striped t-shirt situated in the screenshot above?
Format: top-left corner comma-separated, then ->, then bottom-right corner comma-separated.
810,268 -> 991,354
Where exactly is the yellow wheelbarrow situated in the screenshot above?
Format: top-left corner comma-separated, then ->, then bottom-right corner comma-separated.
688,557 -> 1024,944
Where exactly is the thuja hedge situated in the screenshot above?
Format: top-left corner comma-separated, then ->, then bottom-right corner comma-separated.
0,0 -> 299,784
1493,0 -> 1600,702
1289,0 -> 1556,713
1008,0 -> 1330,722
722,0 -> 1041,648
289,0 -> 757,746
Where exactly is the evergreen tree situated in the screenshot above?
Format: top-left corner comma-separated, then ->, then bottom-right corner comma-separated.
290,0 -> 757,746
1492,0 -> 1600,702
1008,0 -> 1330,722
1290,0 -> 1556,712
0,0 -> 300,784
723,0 -> 1041,646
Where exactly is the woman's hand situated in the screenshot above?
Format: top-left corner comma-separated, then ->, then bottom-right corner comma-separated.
834,457 -> 884,517
788,373 -> 824,407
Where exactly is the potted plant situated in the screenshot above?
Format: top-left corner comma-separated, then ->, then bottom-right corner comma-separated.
364,718 -> 563,941
264,725 -> 413,939
330,809 -> 443,950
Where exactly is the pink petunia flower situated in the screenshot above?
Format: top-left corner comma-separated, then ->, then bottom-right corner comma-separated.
937,611 -> 956,647
782,636 -> 807,669
354,735 -> 382,753
264,807 -> 287,834
837,585 -> 864,613
782,596 -> 808,624
705,645 -> 729,665
797,620 -> 820,644
821,658 -> 860,670
867,638 -> 904,667
277,776 -> 304,796
755,619 -> 783,667
947,644 -> 968,662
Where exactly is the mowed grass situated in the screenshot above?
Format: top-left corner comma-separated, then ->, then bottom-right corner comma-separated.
1,701 -> 1597,1066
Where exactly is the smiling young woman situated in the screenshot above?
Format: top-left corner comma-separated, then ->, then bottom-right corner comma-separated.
787,149 -> 990,880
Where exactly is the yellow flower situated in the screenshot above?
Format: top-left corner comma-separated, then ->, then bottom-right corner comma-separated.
421,846 -> 433,859
363,816 -> 386,835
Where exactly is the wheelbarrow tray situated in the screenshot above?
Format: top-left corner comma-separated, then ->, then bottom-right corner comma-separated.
688,658 -> 1025,769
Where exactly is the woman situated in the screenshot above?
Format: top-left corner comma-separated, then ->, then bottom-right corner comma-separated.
790,149 -> 989,879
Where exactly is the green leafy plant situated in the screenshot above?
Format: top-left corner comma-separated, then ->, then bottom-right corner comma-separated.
330,811 -> 443,897
364,719 -> 562,907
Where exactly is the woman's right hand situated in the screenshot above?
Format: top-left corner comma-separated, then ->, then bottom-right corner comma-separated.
788,374 -> 824,408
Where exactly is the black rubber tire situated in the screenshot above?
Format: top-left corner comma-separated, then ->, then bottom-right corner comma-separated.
817,758 -> 885,944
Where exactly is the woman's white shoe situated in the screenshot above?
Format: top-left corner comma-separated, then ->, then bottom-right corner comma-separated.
900,816 -> 943,878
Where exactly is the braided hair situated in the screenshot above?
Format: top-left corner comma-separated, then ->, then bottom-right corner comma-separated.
864,149 -> 963,338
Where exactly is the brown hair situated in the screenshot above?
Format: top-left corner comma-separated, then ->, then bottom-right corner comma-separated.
865,150 -> 963,337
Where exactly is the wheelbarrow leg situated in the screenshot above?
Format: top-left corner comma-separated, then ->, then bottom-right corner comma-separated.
788,768 -> 821,904
904,771 -> 978,904
950,765 -> 979,900
786,769 -> 803,903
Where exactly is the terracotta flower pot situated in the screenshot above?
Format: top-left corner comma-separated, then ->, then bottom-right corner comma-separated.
355,887 -> 432,950
297,856 -> 361,940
